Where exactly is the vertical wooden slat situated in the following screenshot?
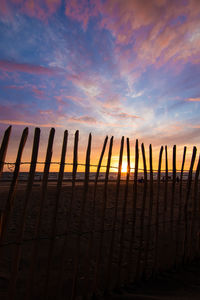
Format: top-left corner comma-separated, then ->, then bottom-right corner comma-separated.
0,126 -> 12,233
70,133 -> 92,300
92,136 -> 113,296
105,136 -> 124,292
143,144 -> 154,278
189,155 -> 200,261
135,143 -> 147,281
0,126 -> 12,178
8,127 -> 40,300
163,146 -> 168,233
25,128 -> 55,300
183,146 -> 197,263
85,136 -> 108,295
0,127 -> 28,242
170,145 -> 176,240
175,146 -> 186,267
44,130 -> 68,299
117,137 -> 130,288
127,139 -> 139,283
57,130 -> 79,298
153,146 -> 163,275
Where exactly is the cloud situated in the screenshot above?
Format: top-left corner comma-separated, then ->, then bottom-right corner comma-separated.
4,84 -> 46,99
186,97 -> 200,102
0,103 -> 66,129
0,59 -> 59,75
0,119 -> 63,127
106,111 -> 142,121
0,0 -> 62,20
65,0 -> 100,30
68,115 -> 99,124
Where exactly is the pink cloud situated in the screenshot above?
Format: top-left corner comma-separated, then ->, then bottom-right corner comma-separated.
5,84 -> 45,99
0,0 -> 62,20
0,103 -> 66,128
65,0 -> 100,30
0,59 -> 58,75
97,0 -> 200,80
32,87 -> 45,98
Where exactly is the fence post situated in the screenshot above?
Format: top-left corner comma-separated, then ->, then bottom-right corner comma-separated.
189,155 -> 200,262
153,146 -> 163,275
0,127 -> 28,242
85,136 -> 108,296
163,146 -> 168,234
0,126 -> 12,178
117,137 -> 130,288
175,146 -> 186,267
170,145 -> 176,241
8,127 -> 40,300
127,139 -> 139,283
105,136 -> 124,293
93,136 -> 113,296
57,130 -> 79,298
25,128 -> 55,300
71,133 -> 92,300
135,143 -> 147,281
183,146 -> 197,264
0,126 -> 12,233
143,144 -> 154,279
44,130 -> 68,299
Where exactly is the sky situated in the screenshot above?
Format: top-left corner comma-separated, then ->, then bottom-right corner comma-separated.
0,0 -> 200,171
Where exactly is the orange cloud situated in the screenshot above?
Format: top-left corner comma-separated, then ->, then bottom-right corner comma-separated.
0,119 -> 63,127
186,97 -> 200,102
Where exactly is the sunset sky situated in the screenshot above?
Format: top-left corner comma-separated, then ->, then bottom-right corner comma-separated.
0,0 -> 200,170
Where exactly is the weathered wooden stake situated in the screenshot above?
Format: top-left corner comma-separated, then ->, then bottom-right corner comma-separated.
175,146 -> 186,267
189,155 -> 200,261
183,146 -> 196,263
0,126 -> 12,178
170,145 -> 176,240
25,128 -> 55,300
44,130 -> 68,299
153,146 -> 163,275
71,133 -> 92,300
117,137 -> 130,288
163,146 -> 168,234
8,127 -> 40,300
0,127 -> 28,242
105,136 -> 124,292
93,136 -> 113,296
135,143 -> 147,281
143,144 -> 154,278
127,139 -> 139,283
0,126 -> 12,233
85,136 -> 108,296
57,130 -> 79,298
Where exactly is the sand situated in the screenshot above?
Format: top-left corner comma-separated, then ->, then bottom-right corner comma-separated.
0,180 -> 199,299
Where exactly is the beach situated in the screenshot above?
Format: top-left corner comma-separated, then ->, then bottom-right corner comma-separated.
0,180 -> 199,299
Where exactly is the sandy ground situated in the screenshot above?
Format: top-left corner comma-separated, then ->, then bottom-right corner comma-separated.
105,259 -> 200,299
0,180 -> 199,299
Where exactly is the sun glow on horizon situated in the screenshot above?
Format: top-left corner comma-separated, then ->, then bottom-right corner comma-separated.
121,161 -> 128,173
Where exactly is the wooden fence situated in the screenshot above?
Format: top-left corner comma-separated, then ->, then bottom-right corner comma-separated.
0,126 -> 200,300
